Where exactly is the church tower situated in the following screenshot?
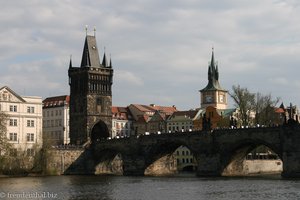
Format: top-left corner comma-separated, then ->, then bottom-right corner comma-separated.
68,32 -> 113,145
200,49 -> 227,109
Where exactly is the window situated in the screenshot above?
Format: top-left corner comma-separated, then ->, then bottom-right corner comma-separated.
27,133 -> 34,142
27,120 -> 34,127
2,93 -> 7,101
9,105 -> 17,112
26,148 -> 35,157
27,106 -> 35,113
9,133 -> 17,141
9,119 -> 17,126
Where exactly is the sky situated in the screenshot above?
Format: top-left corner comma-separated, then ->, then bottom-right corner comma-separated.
1,0 -> 300,110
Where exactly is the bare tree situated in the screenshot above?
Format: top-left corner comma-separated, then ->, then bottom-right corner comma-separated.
0,111 -> 10,156
254,92 -> 280,126
229,85 -> 255,127
0,111 -> 13,174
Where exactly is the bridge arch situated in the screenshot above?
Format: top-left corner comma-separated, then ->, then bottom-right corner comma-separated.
144,140 -> 196,175
92,147 -> 124,175
221,139 -> 282,176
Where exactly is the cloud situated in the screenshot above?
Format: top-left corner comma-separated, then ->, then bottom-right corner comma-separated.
0,0 -> 300,109
115,70 -> 144,86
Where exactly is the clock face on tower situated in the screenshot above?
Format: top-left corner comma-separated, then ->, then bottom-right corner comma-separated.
219,95 -> 224,103
206,96 -> 212,103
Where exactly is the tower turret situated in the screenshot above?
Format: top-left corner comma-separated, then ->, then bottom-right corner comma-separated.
68,31 -> 113,145
200,49 -> 227,109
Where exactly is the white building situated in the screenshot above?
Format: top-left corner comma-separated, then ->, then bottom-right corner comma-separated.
112,106 -> 133,138
0,86 -> 43,156
42,95 -> 70,145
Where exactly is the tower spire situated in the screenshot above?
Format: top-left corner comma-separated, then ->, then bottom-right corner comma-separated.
109,54 -> 112,68
102,47 -> 107,67
80,33 -> 101,67
69,54 -> 72,69
210,47 -> 215,68
85,25 -> 88,36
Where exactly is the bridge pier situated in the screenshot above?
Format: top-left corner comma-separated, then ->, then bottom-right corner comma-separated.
195,153 -> 222,177
122,154 -> 146,176
281,126 -> 300,178
282,151 -> 300,178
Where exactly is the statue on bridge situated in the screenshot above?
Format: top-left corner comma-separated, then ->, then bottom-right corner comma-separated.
202,113 -> 211,131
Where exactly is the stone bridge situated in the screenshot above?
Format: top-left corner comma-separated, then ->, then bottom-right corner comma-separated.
47,125 -> 300,177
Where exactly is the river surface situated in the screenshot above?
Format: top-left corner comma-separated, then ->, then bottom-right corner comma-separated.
0,174 -> 300,200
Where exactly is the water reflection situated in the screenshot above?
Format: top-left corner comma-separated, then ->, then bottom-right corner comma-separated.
0,175 -> 299,200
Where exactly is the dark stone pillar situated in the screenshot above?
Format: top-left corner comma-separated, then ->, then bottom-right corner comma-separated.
282,151 -> 300,178
122,155 -> 146,176
281,126 -> 300,178
195,153 -> 222,177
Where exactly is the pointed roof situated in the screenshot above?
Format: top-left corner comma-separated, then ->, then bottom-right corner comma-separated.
200,49 -> 226,92
80,35 -> 101,67
69,56 -> 72,69
0,86 -> 26,103
102,52 -> 107,67
109,57 -> 112,68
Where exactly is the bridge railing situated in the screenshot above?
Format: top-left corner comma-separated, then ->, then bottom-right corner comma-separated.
51,144 -> 84,150
95,124 -> 298,143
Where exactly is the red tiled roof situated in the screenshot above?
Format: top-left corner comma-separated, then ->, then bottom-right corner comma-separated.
136,115 -> 149,123
112,106 -> 132,120
43,95 -> 69,108
275,108 -> 285,113
131,104 -> 177,114
170,110 -> 198,119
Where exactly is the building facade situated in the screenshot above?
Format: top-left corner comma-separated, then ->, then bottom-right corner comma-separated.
43,95 -> 70,145
167,110 -> 201,133
68,34 -> 113,144
174,145 -> 197,171
0,86 -> 42,156
112,106 -> 133,138
128,104 -> 177,136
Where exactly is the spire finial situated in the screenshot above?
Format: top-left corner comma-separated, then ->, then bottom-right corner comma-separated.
102,48 -> 107,67
93,26 -> 96,37
109,53 -> 112,67
85,25 -> 88,36
69,54 -> 73,68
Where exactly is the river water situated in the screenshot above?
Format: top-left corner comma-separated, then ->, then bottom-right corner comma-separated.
0,174 -> 299,200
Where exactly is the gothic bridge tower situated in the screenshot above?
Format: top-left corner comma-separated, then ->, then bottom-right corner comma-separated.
68,33 -> 113,145
200,49 -> 227,109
